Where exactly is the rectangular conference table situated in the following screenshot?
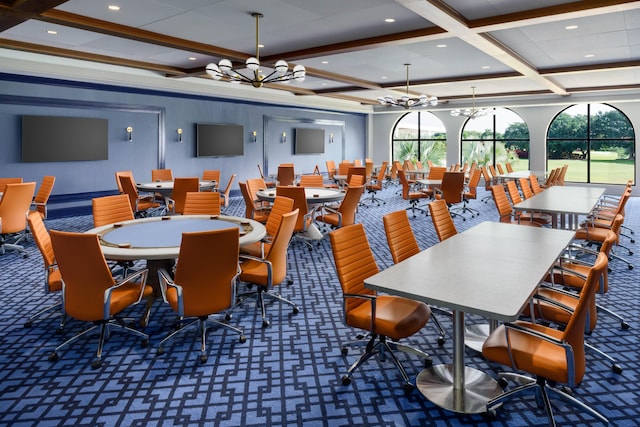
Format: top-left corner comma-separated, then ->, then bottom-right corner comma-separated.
513,185 -> 605,228
364,221 -> 575,414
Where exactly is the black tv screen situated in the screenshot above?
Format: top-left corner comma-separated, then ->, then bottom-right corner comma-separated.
295,128 -> 325,154
22,115 -> 108,162
197,123 -> 244,157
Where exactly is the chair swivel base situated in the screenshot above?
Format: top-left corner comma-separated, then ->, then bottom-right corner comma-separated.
0,242 -> 29,258
230,286 -> 299,328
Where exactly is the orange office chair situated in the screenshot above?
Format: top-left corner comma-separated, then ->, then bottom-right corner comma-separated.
314,185 -> 364,230
362,161 -> 387,206
505,180 -> 551,225
151,168 -> 173,182
397,170 -> 429,217
239,181 -> 270,223
459,167 -> 481,217
529,174 -> 544,194
118,174 -> 160,217
48,230 -> 151,369
385,160 -> 400,186
23,211 -> 64,332
92,194 -> 135,227
0,182 -> 37,257
428,199 -> 458,243
275,185 -> 315,250
337,161 -> 353,176
482,253 -> 609,426
256,164 -> 276,188
30,175 -> 55,219
346,166 -> 366,187
383,209 -> 447,346
557,164 -> 569,185
201,169 -> 220,190
240,195 -> 295,258
505,162 -> 514,173
433,171 -> 466,220
219,174 -> 236,209
541,168 -> 559,189
232,209 -> 299,328
167,177 -> 199,215
115,171 -> 133,194
276,164 -> 295,186
490,184 -> 541,227
0,177 -> 23,193
182,191 -> 221,215
298,174 -> 324,187
518,177 -> 535,199
326,160 -> 337,180
157,228 -> 245,363
329,223 -> 432,391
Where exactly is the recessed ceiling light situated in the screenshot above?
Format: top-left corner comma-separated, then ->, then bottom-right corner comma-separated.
321,61 -> 329,64
585,54 -> 595,58
565,25 -> 578,30
107,5 -> 120,11
437,44 -> 447,48
46,30 -> 57,35
384,18 -> 395,23
381,76 -> 388,80
322,83 -> 328,86
188,57 -> 197,61
482,66 -> 491,69
258,44 -> 264,48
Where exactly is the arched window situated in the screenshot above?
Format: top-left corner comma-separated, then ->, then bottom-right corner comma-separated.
391,111 -> 446,166
547,104 -> 635,184
461,108 -> 529,171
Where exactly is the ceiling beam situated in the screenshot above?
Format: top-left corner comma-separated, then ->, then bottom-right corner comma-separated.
0,0 -> 67,32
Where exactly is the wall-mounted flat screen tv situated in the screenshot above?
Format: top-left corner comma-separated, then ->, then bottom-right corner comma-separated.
196,123 -> 244,157
22,115 -> 108,162
294,128 -> 325,154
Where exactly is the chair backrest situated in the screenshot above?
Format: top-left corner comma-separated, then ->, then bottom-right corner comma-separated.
173,228 -> 239,315
118,174 -> 141,211
264,209 -> 299,284
92,194 -> 134,227
220,174 -> 236,207
557,164 -> 569,185
467,162 -> 477,181
397,170 -> 411,200
505,162 -> 514,173
337,185 -> 364,226
403,159 -> 415,171
27,211 -> 61,293
383,210 -> 420,264
337,162 -> 353,175
416,160 -> 424,169
490,184 -> 514,222
32,175 -> 56,218
428,199 -> 458,242
326,160 -> 336,179
364,160 -> 374,182
298,174 -> 324,187
496,164 -> 505,174
329,224 -> 378,315
347,174 -> 365,186
152,168 -> 173,182
529,174 -> 543,193
115,171 -> 133,193
0,177 -> 23,193
544,168 -> 558,186
373,161 -> 388,184
264,196 -> 295,237
201,169 -> 220,184
275,186 -> 309,232
518,177 -> 534,199
488,164 -> 498,178
466,168 -> 482,198
439,172 -> 465,204
480,166 -> 492,190
246,178 -> 267,203
427,166 -> 447,180
49,230 -> 117,322
346,166 -> 366,185
256,163 -> 267,180
353,159 -> 362,167
238,182 -> 255,219
506,180 -> 523,204
0,182 -> 36,234
388,161 -> 400,179
171,177 -> 199,214
277,164 -> 295,186
461,162 -> 469,173
182,191 -> 221,215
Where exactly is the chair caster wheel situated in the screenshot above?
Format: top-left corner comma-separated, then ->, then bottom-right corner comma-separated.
55,328 -> 64,335
141,339 -> 149,348
91,359 -> 102,369
157,347 -> 165,355
341,375 -> 352,385
341,347 -> 348,356
628,265 -> 633,270
239,335 -> 246,343
403,382 -> 415,393
437,336 -> 445,346
225,313 -> 232,321
287,279 -> 294,285
262,320 -> 270,328
498,377 -> 509,388
621,321 -> 630,330
292,306 -> 299,314
424,358 -> 433,368
612,364 -> 623,374
48,352 -> 59,362
24,321 -> 33,328
199,355 -> 208,364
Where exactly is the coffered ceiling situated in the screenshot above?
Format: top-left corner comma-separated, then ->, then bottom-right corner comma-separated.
0,0 -> 638,111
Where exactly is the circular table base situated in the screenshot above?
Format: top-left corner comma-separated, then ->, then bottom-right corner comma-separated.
416,364 -> 503,414
465,323 -> 491,353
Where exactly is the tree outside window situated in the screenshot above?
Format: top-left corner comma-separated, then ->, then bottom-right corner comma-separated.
392,112 -> 446,166
547,104 -> 635,184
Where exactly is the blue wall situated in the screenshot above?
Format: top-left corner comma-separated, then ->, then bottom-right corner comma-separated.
0,73 -> 366,214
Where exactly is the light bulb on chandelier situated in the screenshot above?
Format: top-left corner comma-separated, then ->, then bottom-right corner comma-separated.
205,12 -> 306,88
377,64 -> 438,109
450,86 -> 493,118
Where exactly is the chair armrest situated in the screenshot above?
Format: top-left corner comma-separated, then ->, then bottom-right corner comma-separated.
239,254 -> 273,287
343,293 -> 377,332
103,268 -> 149,319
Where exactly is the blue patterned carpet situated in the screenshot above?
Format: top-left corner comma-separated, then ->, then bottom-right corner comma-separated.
0,184 -> 637,426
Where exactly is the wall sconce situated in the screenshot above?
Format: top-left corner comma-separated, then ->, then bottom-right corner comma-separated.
126,126 -> 133,142
281,131 -> 287,144
329,133 -> 334,144
177,128 -> 183,142
251,130 -> 257,143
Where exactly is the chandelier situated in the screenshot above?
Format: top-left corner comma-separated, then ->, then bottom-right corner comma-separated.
377,64 -> 438,109
205,12 -> 305,88
450,86 -> 493,118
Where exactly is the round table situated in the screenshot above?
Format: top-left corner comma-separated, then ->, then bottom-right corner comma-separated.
136,180 -> 217,196
256,187 -> 345,204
